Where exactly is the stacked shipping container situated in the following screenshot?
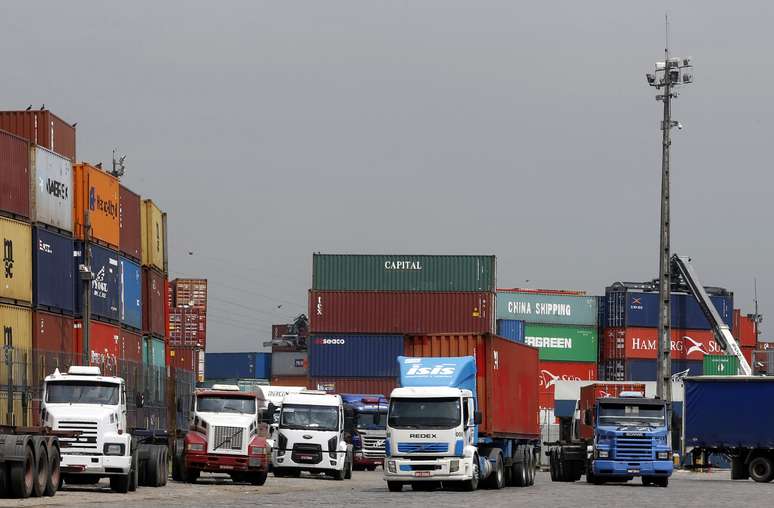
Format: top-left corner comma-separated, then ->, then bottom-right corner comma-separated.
168,278 -> 208,381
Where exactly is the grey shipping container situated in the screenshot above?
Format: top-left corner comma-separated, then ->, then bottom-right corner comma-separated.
496,290 -> 598,326
271,351 -> 308,376
30,146 -> 73,232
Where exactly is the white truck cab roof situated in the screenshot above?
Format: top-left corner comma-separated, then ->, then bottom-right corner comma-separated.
390,387 -> 472,399
282,391 -> 342,407
44,366 -> 123,386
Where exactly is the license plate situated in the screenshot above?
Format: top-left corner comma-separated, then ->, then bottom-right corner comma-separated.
414,471 -> 431,478
627,469 -> 639,474
220,465 -> 234,470
299,455 -> 313,461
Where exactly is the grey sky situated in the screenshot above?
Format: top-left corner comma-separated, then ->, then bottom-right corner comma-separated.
4,2 -> 771,351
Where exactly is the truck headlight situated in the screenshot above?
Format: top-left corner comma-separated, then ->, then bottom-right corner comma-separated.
657,451 -> 670,460
103,443 -> 125,456
597,450 -> 609,459
387,460 -> 396,473
449,459 -> 459,473
187,443 -> 205,452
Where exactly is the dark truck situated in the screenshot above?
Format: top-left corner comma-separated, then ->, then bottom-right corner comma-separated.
341,394 -> 387,471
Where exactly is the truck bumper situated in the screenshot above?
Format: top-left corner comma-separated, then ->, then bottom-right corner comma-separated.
593,460 -> 673,478
186,453 -> 269,473
272,451 -> 346,471
60,454 -> 131,475
354,452 -> 384,467
383,456 -> 472,482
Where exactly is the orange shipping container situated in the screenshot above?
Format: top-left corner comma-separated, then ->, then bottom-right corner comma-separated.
73,163 -> 120,249
270,375 -> 308,387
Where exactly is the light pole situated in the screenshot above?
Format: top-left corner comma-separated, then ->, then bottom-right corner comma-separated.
646,49 -> 693,402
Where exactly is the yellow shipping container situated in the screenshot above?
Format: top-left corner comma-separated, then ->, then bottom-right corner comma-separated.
0,217 -> 32,303
0,392 -> 33,426
141,199 -> 165,271
0,304 -> 32,392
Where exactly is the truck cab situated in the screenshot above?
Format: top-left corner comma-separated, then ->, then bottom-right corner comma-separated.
41,366 -> 135,492
271,391 -> 353,480
341,394 -> 388,471
182,384 -> 270,485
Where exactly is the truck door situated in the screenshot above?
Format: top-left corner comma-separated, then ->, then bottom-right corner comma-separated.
464,397 -> 475,445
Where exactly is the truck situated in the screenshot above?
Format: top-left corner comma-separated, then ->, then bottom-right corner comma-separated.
546,383 -> 673,487
177,384 -> 270,485
384,334 -> 541,492
683,376 -> 774,483
0,427 -> 65,498
271,390 -> 353,480
341,394 -> 388,471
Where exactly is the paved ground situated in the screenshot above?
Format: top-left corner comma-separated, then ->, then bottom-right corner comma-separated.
0,469 -> 771,507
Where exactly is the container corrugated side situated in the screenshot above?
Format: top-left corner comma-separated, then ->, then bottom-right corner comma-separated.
312,254 -> 495,292
538,361 -> 597,410
32,227 -> 75,313
73,320 -> 120,371
0,216 -> 32,304
605,289 -> 733,330
119,185 -> 141,261
309,334 -> 403,377
141,267 -> 165,336
72,163 -> 120,249
271,351 -> 308,376
0,110 -> 76,161
601,327 -> 720,361
0,129 -> 30,219
32,311 -> 74,384
311,377 -> 397,396
270,375 -> 308,387
30,146 -> 72,231
120,257 -> 142,330
496,291 -> 598,326
523,323 -> 597,362
120,326 -> 142,364
496,319 -> 524,342
140,199 -> 165,271
73,242 -> 120,322
703,355 -> 739,376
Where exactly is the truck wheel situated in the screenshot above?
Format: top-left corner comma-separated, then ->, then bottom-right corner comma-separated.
44,447 -> 60,497
10,445 -> 35,498
110,473 -> 130,493
641,476 -> 654,486
461,455 -> 479,491
143,446 -> 160,487
654,476 -> 669,488
334,466 -> 346,481
172,440 -> 184,482
731,456 -> 748,480
128,448 -> 139,492
185,468 -> 200,483
250,471 -> 268,486
345,457 -> 353,480
526,449 -> 536,486
548,451 -> 557,482
749,457 -> 774,483
32,443 -> 49,497
512,447 -> 527,486
387,481 -> 403,492
159,446 -> 169,486
484,450 -> 505,489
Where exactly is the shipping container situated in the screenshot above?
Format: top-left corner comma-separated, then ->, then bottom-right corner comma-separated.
0,304 -> 32,352
31,311 -> 74,383
143,336 -> 166,368
523,323 -> 597,362
496,290 -> 598,326
605,288 -> 733,330
140,199 -> 165,271
72,320 -> 120,374
142,267 -> 165,336
404,333 -> 539,437
119,326 -> 142,364
309,290 -> 494,334
270,375 -> 308,387
120,257 -> 142,330
0,129 -> 30,218
703,355 -> 739,376
496,319 -> 525,342
733,309 -> 758,348
312,254 -> 496,292
119,185 -> 141,261
0,216 -> 32,304
310,377 -> 397,396
72,163 -> 120,249
601,327 -> 721,361
537,360 -> 597,410
271,351 -> 308,376
172,278 -> 207,309
168,346 -> 199,373
169,307 -> 206,347
600,359 -> 703,381
73,242 -> 120,321
308,334 -> 403,378
272,324 -> 291,339
32,227 -> 74,313
30,146 -> 72,231
205,352 -> 272,380
0,110 -> 76,161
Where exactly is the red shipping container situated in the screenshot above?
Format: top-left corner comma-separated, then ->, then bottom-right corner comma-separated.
119,185 -> 141,261
120,327 -> 142,365
169,307 -> 206,348
309,377 -> 397,396
270,375 -> 309,387
173,278 -> 208,310
733,309 -> 758,348
73,320 -> 121,375
602,327 -> 722,361
404,333 -> 539,438
537,361 -> 597,410
142,267 -> 165,337
273,324 -> 291,339
0,110 -> 76,161
168,346 -> 198,372
0,129 -> 30,218
578,383 -> 647,439
310,291 -> 494,334
32,311 -> 74,384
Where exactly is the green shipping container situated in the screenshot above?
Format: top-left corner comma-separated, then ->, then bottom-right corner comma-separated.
703,355 -> 739,376
312,254 -> 496,292
143,336 -> 166,367
496,291 -> 598,326
524,323 -> 597,362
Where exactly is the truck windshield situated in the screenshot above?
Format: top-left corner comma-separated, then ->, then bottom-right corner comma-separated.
46,381 -> 119,405
281,404 -> 339,431
355,411 -> 388,430
388,398 -> 461,429
198,396 -> 256,414
598,403 -> 666,427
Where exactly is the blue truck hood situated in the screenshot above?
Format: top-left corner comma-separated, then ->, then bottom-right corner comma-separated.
397,356 -> 476,393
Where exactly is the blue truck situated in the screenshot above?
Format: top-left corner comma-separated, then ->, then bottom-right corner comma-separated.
341,394 -> 388,471
683,376 -> 774,482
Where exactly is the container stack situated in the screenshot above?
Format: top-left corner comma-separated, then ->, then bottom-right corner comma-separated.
168,278 -> 208,381
204,352 -> 271,385
307,254 -> 496,394
119,185 -> 143,374
496,289 -> 599,412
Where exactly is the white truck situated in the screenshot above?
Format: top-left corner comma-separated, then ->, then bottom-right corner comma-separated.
271,391 -> 353,480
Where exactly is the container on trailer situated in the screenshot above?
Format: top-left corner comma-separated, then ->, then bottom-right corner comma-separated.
0,216 -> 32,304
32,311 -> 74,383
204,352 -> 271,380
537,360 -> 597,410
72,320 -> 120,373
703,355 -> 739,376
120,257 -> 142,330
309,334 -> 403,377
119,185 -> 141,261
309,290 -> 494,334
312,254 -> 496,292
0,110 -> 76,161
142,267 -> 165,336
601,327 -> 720,361
271,351 -> 308,376
140,199 -> 165,271
404,333 -> 540,437
0,129 -> 30,218
310,377 -> 397,396
523,323 -> 598,362
270,375 -> 308,387
72,163 -> 120,249
496,319 -> 525,342
30,145 -> 73,231
32,227 -> 74,313
73,242 -> 120,321
119,326 -> 142,364
496,290 -> 598,326
605,288 -> 733,330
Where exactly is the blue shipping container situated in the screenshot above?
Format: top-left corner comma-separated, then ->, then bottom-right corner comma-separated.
73,242 -> 120,321
684,377 -> 774,449
624,359 -> 703,381
605,290 -> 732,330
309,334 -> 404,378
205,352 -> 271,380
120,257 -> 142,330
32,227 -> 75,313
496,319 -> 525,342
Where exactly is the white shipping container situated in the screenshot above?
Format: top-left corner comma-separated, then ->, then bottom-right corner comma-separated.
30,145 -> 72,231
271,351 -> 308,376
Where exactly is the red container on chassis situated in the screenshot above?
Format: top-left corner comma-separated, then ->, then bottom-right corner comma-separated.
270,375 -> 309,387
168,346 -> 198,373
578,383 -> 647,440
142,267 -> 165,337
73,320 -> 121,375
309,291 -> 494,334
601,327 -> 721,361
120,326 -> 142,364
0,129 -> 30,219
31,311 -> 75,384
404,333 -> 539,438
537,361 -> 597,410
119,185 -> 141,261
309,377 -> 397,396
0,110 -> 76,161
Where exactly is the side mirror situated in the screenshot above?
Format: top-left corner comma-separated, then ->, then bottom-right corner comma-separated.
136,392 -> 144,409
473,411 -> 482,425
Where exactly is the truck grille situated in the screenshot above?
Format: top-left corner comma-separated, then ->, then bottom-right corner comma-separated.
57,420 -> 99,452
362,436 -> 386,458
397,442 -> 448,454
212,426 -> 244,451
613,436 -> 653,461
292,444 -> 322,464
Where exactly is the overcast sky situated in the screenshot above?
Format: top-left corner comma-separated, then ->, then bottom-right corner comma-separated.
4,1 -> 772,351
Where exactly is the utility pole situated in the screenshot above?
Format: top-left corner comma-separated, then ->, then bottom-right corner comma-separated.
80,208 -> 93,365
646,19 -> 693,401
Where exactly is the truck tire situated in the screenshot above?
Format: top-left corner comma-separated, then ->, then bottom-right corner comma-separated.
32,442 -> 49,497
159,446 -> 169,486
44,443 -> 60,497
110,473 -> 130,493
749,457 -> 774,483
731,456 -> 748,480
461,455 -> 480,491
484,449 -> 505,489
250,471 -> 268,486
172,440 -> 185,482
142,445 -> 161,487
526,449 -> 536,486
511,447 -> 527,487
654,476 -> 669,488
548,451 -> 557,482
0,463 -> 8,496
10,445 -> 35,498
387,481 -> 403,492
128,447 -> 139,492
184,468 -> 200,483
333,466 -> 346,481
